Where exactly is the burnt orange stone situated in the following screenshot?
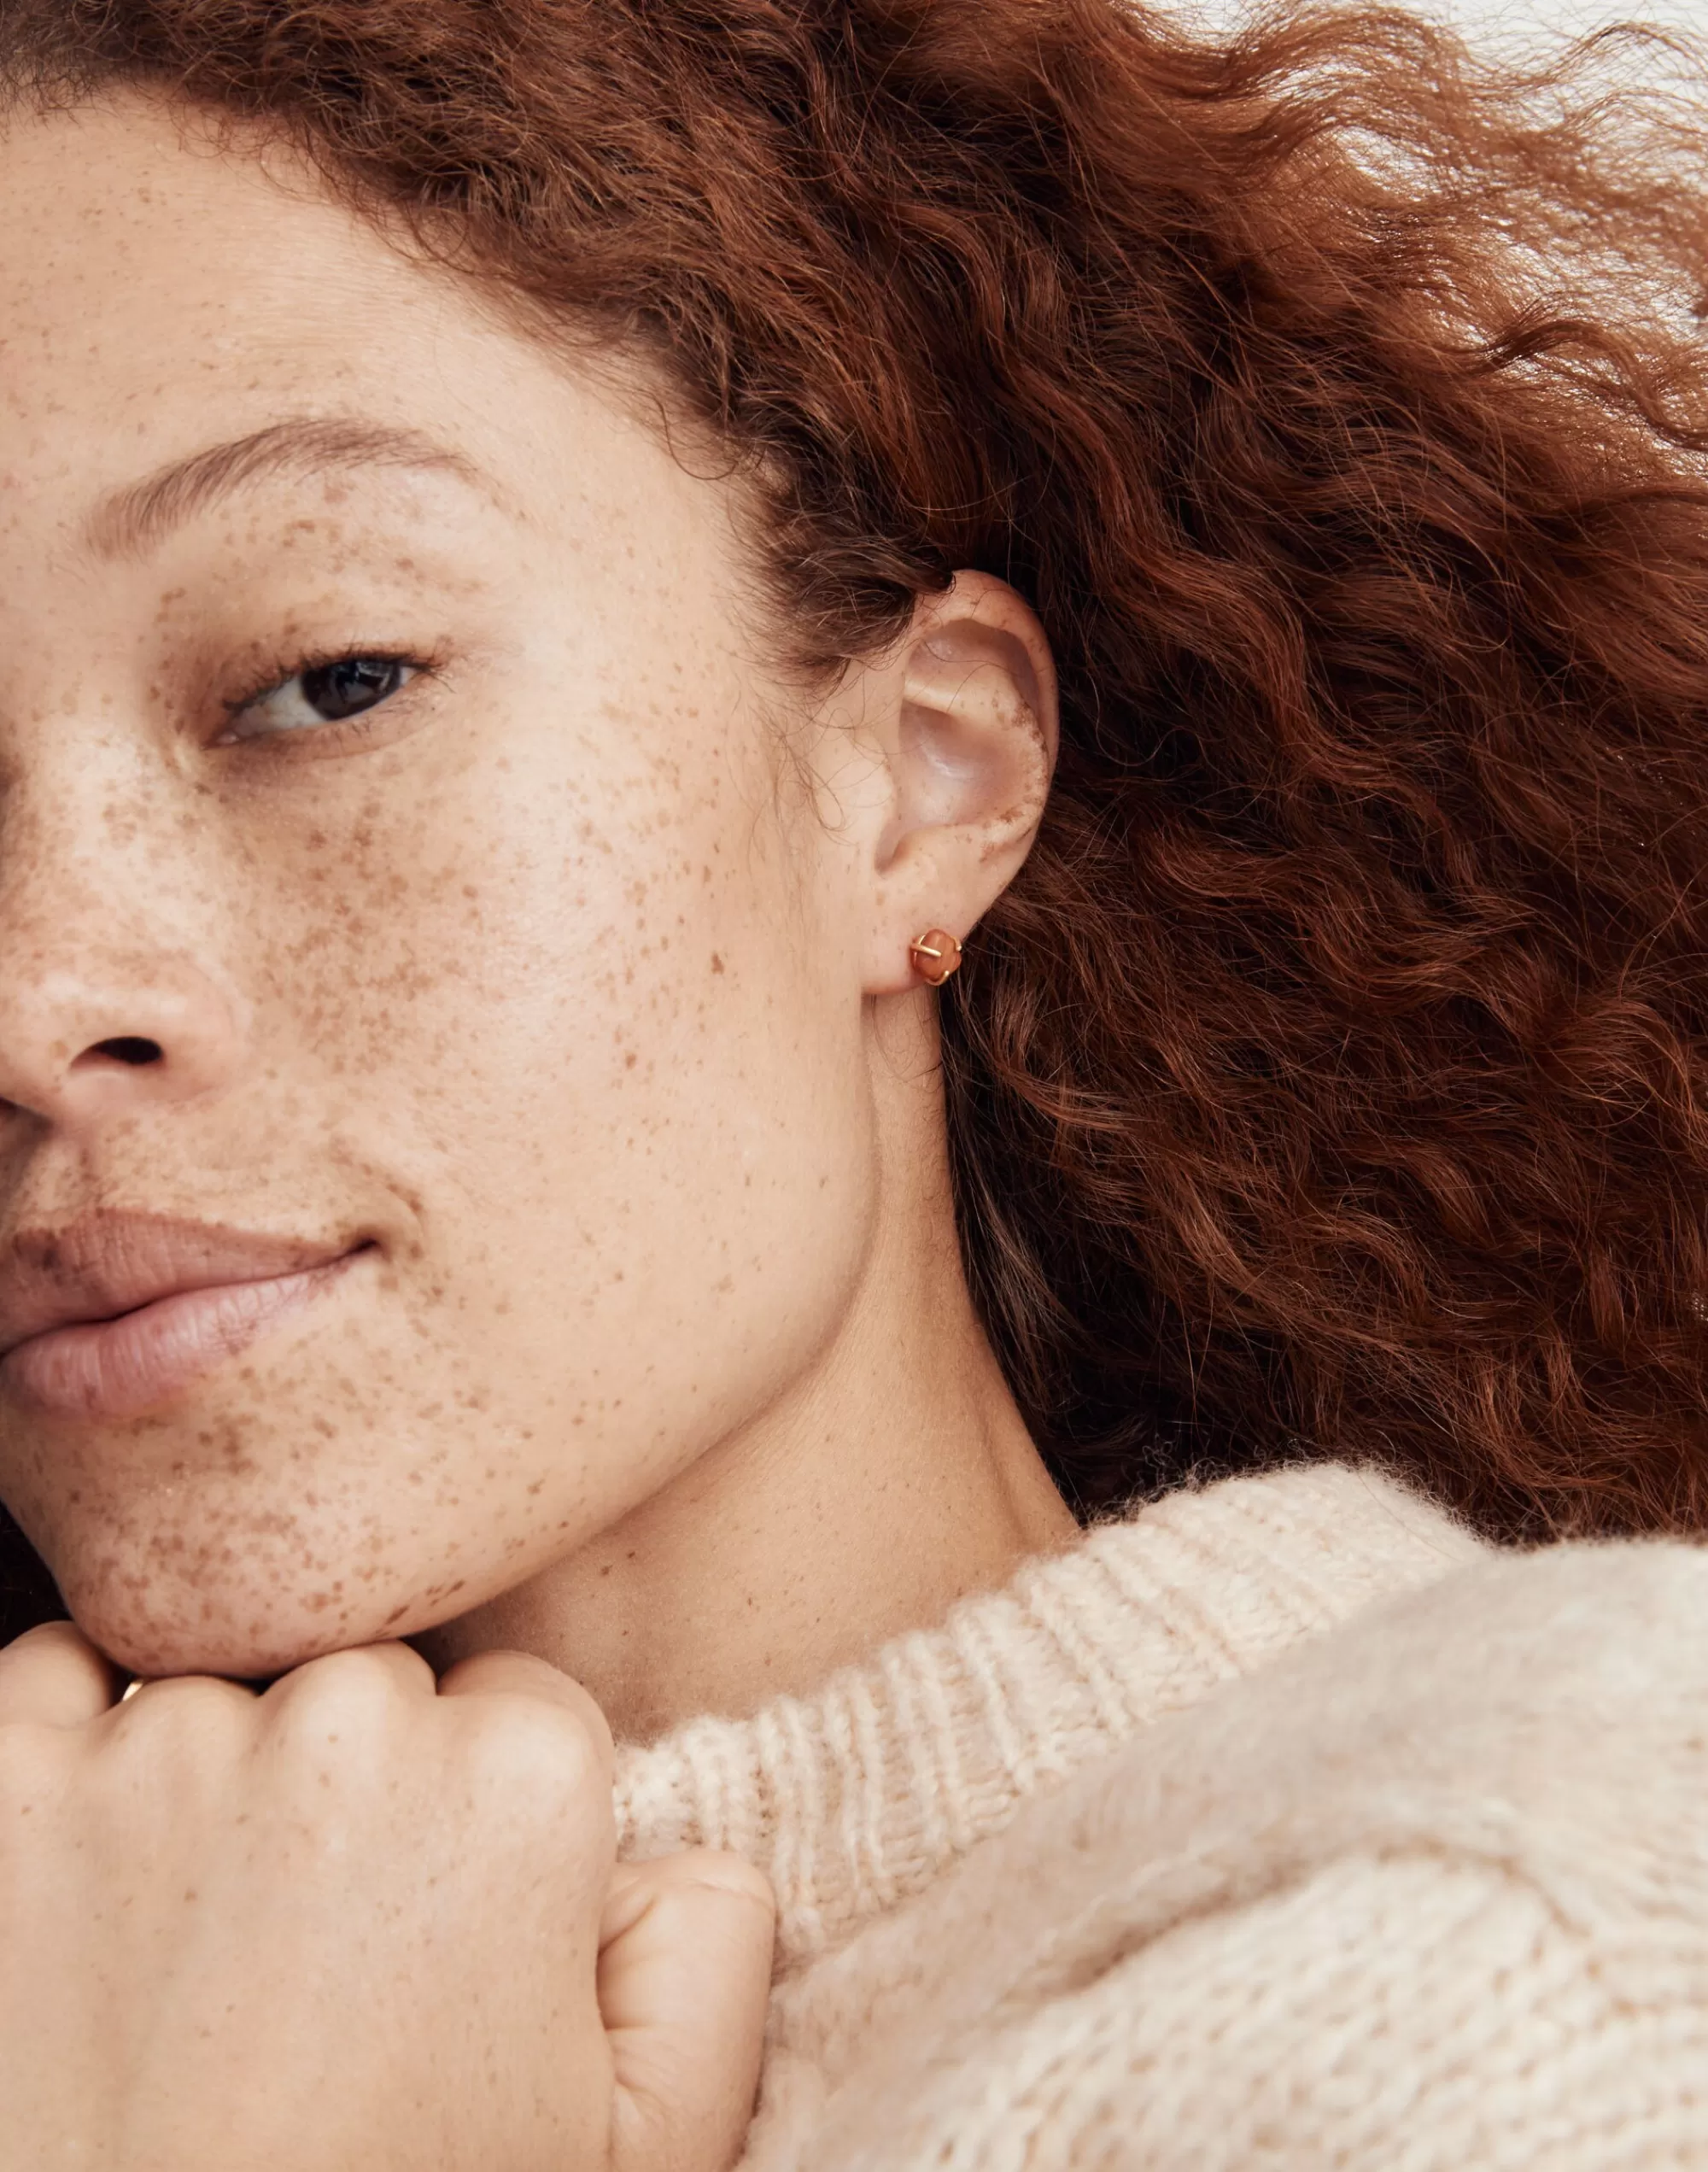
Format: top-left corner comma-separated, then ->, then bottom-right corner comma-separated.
909,928 -> 962,986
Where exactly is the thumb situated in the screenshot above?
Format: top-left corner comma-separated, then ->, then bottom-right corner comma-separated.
599,1849 -> 776,2172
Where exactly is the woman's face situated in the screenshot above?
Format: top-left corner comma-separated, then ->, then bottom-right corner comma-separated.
0,97 -> 903,1676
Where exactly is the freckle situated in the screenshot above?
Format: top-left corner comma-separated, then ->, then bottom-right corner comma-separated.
711,953 -> 724,974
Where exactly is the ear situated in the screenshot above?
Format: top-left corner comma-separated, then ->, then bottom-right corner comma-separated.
857,571 -> 1058,998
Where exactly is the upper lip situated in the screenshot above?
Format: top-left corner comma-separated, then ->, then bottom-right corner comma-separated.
0,1212 -> 356,1359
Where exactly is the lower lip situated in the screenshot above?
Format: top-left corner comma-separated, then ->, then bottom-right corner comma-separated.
0,1255 -> 362,1420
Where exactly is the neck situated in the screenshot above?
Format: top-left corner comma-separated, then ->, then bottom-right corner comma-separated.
425,1006 -> 1077,1741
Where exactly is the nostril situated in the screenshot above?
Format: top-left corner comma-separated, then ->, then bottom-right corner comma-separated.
79,1036 -> 166,1068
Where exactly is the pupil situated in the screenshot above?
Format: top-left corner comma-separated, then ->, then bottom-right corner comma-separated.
303,657 -> 400,721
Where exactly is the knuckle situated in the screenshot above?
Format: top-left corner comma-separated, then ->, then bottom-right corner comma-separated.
114,1671 -> 251,1731
439,1652 -> 614,1771
0,1619 -> 90,1665
102,1677 -> 254,1800
0,1618 -> 114,1718
266,1644 -> 418,1740
462,1695 -> 610,1821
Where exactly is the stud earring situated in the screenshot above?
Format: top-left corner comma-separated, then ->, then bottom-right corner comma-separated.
909,928 -> 963,986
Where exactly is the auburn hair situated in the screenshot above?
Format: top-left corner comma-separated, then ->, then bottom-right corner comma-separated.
3,0 -> 1708,1639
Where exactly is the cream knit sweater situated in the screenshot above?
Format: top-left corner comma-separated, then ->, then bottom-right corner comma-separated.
615,1463 -> 1708,2167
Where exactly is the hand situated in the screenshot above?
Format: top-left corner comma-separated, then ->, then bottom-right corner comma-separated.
0,1622 -> 774,2172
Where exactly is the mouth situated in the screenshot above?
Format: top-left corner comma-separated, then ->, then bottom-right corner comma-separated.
0,1215 -> 372,1421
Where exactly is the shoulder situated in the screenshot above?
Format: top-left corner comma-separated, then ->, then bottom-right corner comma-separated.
755,1535 -> 1708,2170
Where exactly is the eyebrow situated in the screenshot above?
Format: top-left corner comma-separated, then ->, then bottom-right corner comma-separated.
83,417 -> 491,559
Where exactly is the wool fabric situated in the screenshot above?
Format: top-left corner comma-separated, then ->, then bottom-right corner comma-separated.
615,1462 -> 1708,2167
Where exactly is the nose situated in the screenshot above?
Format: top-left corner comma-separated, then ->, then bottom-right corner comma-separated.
0,665 -> 254,1133
0,936 -> 247,1131
0,785 -> 248,1135
0,946 -> 245,1128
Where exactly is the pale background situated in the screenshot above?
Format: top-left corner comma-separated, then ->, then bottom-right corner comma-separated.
1178,0 -> 1705,50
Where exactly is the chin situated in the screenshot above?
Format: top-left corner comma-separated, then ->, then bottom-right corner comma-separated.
50,1531 -> 463,1683
67,1585 -> 388,1683
21,1437 -> 503,1680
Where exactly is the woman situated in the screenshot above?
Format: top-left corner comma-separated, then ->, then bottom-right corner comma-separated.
1,0 -> 1707,2162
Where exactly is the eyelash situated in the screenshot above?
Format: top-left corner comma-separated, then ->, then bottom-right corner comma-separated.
213,645 -> 440,748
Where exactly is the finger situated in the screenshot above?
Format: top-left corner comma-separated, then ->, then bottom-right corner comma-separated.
0,1619 -> 121,1728
262,1638 -> 437,1707
435,1648 -> 613,1777
600,1851 -> 776,2172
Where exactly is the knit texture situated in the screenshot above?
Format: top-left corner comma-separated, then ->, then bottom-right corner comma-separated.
616,1464 -> 1708,2166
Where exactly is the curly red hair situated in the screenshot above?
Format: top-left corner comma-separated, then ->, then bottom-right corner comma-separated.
3,0 -> 1708,1644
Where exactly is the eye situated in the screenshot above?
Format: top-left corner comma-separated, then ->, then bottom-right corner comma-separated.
217,653 -> 422,744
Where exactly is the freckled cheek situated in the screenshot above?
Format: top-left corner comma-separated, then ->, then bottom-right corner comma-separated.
238,811 -> 579,1084
256,758 -> 783,1086
231,720 -> 835,1298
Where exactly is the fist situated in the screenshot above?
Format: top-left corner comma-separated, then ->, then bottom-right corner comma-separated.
0,1624 -> 774,2172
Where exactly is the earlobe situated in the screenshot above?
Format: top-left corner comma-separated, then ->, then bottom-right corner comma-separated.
863,572 -> 1058,997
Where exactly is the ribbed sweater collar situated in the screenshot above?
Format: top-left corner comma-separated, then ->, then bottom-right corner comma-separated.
614,1461 -> 1484,1971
